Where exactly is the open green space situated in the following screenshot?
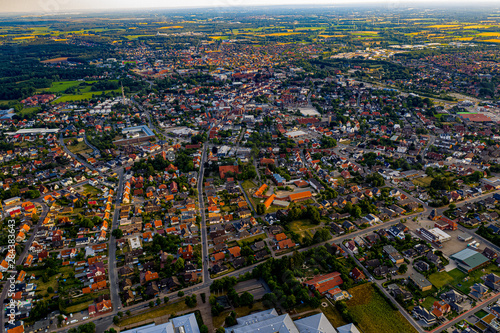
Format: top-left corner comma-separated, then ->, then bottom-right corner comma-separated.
421,296 -> 439,309
346,283 -> 418,333
212,301 -> 267,328
64,139 -> 93,155
237,234 -> 266,246
475,309 -> 488,318
289,219 -> 316,238
428,264 -> 500,294
320,301 -> 347,327
119,301 -> 188,327
412,176 -> 433,187
18,107 -> 41,118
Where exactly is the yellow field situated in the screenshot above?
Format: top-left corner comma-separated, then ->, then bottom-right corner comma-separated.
464,24 -> 496,29
159,26 -> 184,29
484,39 -> 500,43
13,36 -> 35,40
318,35 -> 347,38
478,32 -> 500,37
264,32 -> 304,36
456,37 -> 474,41
428,24 -> 460,29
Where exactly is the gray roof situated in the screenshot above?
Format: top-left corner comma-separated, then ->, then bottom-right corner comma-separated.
294,313 -> 337,333
120,313 -> 200,333
336,323 -> 361,333
451,248 -> 490,270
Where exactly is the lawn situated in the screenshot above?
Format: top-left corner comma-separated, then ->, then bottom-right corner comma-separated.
289,219 -> 317,238
421,296 -> 439,310
213,301 -> 267,328
83,184 -> 102,196
40,80 -> 94,93
429,265 -> 500,294
412,176 -> 433,187
320,302 -> 347,327
119,301 -> 188,327
64,139 -> 93,155
241,180 -> 257,191
475,309 -> 488,318
65,300 -> 94,313
237,234 -> 266,246
346,283 -> 418,333
18,107 -> 40,118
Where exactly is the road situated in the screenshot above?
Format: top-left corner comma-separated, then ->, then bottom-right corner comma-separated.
0,202 -> 49,330
340,243 -> 426,333
430,292 -> 500,332
59,134 -> 101,175
197,144 -> 211,284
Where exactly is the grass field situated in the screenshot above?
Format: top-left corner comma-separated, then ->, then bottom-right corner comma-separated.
241,180 -> 257,191
83,184 -> 102,196
321,301 -> 347,327
119,301 -> 188,327
412,176 -> 433,187
346,283 -> 418,333
237,234 -> 266,246
64,139 -> 93,155
428,265 -> 500,293
65,300 -> 95,313
421,296 -> 439,309
289,219 -> 317,238
213,301 -> 267,328
18,107 -> 40,118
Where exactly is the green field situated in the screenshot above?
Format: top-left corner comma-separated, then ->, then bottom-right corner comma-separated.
64,139 -> 93,155
346,283 -> 418,333
289,219 -> 317,238
18,107 -> 41,117
40,80 -> 93,93
320,302 -> 347,327
428,265 -> 500,293
119,301 -> 188,327
212,301 -> 267,328
412,176 -> 433,187
421,296 -> 439,309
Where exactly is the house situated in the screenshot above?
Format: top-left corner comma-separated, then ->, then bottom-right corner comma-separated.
303,272 -> 343,295
409,272 -> 432,291
383,245 -> 404,264
470,283 -> 489,299
432,300 -> 451,318
178,245 -> 194,260
412,306 -> 437,325
349,268 -> 365,282
483,273 -> 500,291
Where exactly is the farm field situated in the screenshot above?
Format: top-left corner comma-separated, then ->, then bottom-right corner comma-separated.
345,283 -> 418,333
289,219 -> 317,238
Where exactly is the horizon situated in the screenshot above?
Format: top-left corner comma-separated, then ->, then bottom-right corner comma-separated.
2,0 -> 500,15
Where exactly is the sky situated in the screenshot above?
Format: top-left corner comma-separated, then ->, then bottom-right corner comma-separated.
1,0 -> 499,13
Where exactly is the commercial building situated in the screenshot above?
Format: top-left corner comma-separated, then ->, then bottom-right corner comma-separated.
288,191 -> 312,203
451,248 -> 490,273
120,313 -> 199,333
226,308 -> 340,333
409,272 -> 433,291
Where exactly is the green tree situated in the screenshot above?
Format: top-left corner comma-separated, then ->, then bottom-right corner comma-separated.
113,316 -> 120,325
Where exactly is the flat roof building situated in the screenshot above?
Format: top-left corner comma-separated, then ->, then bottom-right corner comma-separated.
451,248 -> 490,273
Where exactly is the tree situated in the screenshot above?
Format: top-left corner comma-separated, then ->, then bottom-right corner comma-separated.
449,203 -> 456,210
156,298 -> 161,305
113,316 -> 120,325
178,291 -> 185,297
112,229 -> 123,239
47,287 -> 54,293
149,301 -> 155,308
398,264 -> 408,274
240,291 -> 254,307
164,296 -> 169,304
200,325 -> 208,333
216,328 -> 226,333
126,310 -> 131,317
201,293 -> 206,303
256,203 -> 266,215
185,294 -> 197,307
118,311 -> 123,318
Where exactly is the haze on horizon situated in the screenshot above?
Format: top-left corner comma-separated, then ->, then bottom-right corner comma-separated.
2,0 -> 500,14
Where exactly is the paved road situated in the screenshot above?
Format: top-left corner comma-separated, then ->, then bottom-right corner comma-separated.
430,292 -> 500,332
341,244 -> 426,333
0,202 -> 49,329
197,144 -> 211,285
59,134 -> 100,175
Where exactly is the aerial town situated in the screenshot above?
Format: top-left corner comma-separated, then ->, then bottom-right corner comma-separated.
2,3 -> 500,333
